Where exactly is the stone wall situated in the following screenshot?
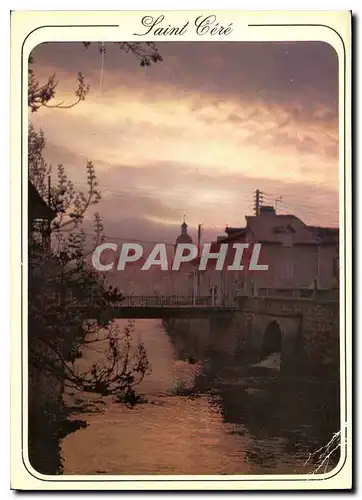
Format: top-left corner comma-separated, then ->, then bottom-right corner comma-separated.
164,296 -> 339,377
238,297 -> 339,374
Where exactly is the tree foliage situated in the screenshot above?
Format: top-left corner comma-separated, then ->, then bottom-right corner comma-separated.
28,42 -> 162,112
27,42 -> 162,403
28,55 -> 90,112
28,40 -> 162,475
83,41 -> 163,67
28,127 -> 151,405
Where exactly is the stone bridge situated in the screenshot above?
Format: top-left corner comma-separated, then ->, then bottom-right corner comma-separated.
164,296 -> 339,375
236,296 -> 339,372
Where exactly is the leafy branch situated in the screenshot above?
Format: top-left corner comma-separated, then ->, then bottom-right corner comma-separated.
28,55 -> 90,112
83,41 -> 163,67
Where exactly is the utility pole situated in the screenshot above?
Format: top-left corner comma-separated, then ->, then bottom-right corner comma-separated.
197,224 -> 202,256
196,224 -> 203,297
254,189 -> 264,215
274,196 -> 283,213
193,270 -> 197,305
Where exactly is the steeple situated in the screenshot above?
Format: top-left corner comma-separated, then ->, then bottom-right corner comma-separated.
175,217 -> 193,250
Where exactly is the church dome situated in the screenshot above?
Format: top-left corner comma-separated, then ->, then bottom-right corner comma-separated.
175,220 -> 193,246
176,233 -> 193,244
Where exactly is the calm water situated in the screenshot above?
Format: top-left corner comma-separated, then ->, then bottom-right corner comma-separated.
62,319 -> 340,475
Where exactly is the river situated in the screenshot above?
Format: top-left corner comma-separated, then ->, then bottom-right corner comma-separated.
61,319 -> 340,476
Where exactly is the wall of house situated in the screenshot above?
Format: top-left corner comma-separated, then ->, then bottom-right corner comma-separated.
254,244 -> 319,289
193,240 -> 338,300
110,238 -> 338,300
318,244 -> 339,289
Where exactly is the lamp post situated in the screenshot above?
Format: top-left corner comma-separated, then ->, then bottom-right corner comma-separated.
193,270 -> 197,305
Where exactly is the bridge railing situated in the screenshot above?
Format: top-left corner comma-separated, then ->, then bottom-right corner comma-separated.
110,295 -> 233,308
256,287 -> 339,300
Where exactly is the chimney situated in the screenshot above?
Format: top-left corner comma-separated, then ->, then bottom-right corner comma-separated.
259,205 -> 276,215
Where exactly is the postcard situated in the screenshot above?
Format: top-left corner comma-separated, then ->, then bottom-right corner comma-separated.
10,10 -> 352,490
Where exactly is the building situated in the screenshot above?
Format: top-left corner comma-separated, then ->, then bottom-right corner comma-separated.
28,180 -> 56,249
196,205 -> 339,301
106,221 -> 195,297
174,219 -> 193,250
27,181 -> 63,473
170,219 -> 196,296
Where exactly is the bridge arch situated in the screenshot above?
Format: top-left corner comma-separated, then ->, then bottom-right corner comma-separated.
240,313 -> 301,370
260,320 -> 283,361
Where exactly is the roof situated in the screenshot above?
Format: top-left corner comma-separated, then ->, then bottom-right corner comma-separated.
225,226 -> 246,235
307,226 -> 339,244
245,213 -> 319,244
175,233 -> 193,244
220,213 -> 339,246
28,181 -> 56,221
218,228 -> 247,244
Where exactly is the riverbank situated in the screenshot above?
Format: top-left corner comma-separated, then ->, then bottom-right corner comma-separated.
61,319 -> 340,475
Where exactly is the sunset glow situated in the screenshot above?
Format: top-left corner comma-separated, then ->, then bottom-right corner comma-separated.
30,41 -> 339,243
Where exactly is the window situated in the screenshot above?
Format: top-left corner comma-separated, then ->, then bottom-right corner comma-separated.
280,261 -> 294,279
281,232 -> 293,247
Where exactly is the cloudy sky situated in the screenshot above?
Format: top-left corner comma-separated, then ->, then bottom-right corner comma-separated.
29,41 -> 339,245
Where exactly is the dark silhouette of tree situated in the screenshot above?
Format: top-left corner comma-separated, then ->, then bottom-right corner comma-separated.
28,42 -> 162,474
28,42 -> 162,112
84,41 -> 163,67
28,114 -> 150,403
